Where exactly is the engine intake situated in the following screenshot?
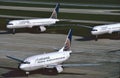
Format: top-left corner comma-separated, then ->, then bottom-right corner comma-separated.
55,65 -> 63,73
39,26 -> 46,32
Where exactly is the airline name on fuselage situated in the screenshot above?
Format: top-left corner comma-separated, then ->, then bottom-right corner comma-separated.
35,56 -> 50,63
101,26 -> 107,30
19,20 -> 30,24
35,56 -> 65,63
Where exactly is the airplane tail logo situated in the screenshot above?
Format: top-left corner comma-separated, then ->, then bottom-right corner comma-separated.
50,3 -> 60,19
59,29 -> 72,52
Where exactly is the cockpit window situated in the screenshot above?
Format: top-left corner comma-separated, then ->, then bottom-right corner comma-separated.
22,61 -> 30,64
8,23 -> 13,25
92,29 -> 98,31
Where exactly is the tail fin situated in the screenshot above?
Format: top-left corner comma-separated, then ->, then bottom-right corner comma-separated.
59,29 -> 72,52
50,3 -> 60,19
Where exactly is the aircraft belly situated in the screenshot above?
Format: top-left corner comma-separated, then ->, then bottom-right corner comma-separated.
30,65 -> 43,71
91,30 -> 108,35
23,65 -> 43,71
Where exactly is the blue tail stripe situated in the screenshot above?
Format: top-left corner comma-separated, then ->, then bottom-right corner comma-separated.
50,3 -> 60,19
63,29 -> 72,51
55,3 -> 60,14
68,29 -> 72,44
58,29 -> 72,52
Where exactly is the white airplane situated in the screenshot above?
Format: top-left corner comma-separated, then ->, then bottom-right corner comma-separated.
91,23 -> 120,40
76,23 -> 120,41
6,29 -> 99,75
7,3 -> 60,34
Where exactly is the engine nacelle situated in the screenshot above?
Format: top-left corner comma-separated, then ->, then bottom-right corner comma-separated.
39,26 -> 46,32
108,30 -> 113,34
55,65 -> 63,73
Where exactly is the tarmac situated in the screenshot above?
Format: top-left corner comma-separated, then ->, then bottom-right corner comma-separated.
0,32 -> 120,78
0,0 -> 120,8
0,5 -> 120,15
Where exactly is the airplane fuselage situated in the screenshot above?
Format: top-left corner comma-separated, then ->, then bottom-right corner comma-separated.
7,18 -> 59,29
20,51 -> 71,71
91,23 -> 120,35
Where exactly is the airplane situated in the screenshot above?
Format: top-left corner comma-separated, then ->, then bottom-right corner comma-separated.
90,23 -> 120,40
6,29 -> 100,75
74,23 -> 120,41
6,3 -> 60,34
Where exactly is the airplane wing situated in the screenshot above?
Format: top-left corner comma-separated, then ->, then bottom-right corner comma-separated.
62,63 -> 101,67
76,24 -> 93,29
51,24 -> 93,29
6,56 -> 26,63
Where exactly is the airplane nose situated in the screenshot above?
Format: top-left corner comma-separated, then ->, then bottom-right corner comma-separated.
91,31 -> 95,35
91,31 -> 96,35
19,65 -> 25,70
91,30 -> 99,35
19,64 -> 31,71
7,25 -> 12,29
19,64 -> 28,71
6,25 -> 9,28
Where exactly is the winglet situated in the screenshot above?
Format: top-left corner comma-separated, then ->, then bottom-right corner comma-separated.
50,3 -> 60,19
59,29 -> 72,52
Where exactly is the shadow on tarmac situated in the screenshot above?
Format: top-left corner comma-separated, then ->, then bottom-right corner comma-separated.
75,36 -> 94,41
107,49 -> 120,53
75,35 -> 120,41
0,66 -> 86,77
0,30 -> 10,34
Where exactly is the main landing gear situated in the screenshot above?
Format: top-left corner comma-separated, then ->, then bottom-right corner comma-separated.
95,35 -> 98,41
7,29 -> 16,34
118,32 -> 120,38
12,29 -> 16,34
26,72 -> 30,75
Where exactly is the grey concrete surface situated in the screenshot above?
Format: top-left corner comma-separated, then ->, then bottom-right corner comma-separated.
0,0 -> 120,8
0,5 -> 120,15
0,33 -> 120,78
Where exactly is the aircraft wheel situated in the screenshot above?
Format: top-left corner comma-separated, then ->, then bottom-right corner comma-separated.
95,35 -> 98,41
12,29 -> 16,34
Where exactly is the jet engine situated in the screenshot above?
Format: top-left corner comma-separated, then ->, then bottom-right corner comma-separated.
39,26 -> 46,32
108,30 -> 113,34
55,65 -> 63,73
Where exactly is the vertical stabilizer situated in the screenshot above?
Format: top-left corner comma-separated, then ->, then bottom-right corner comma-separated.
50,3 -> 60,19
59,29 -> 72,52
